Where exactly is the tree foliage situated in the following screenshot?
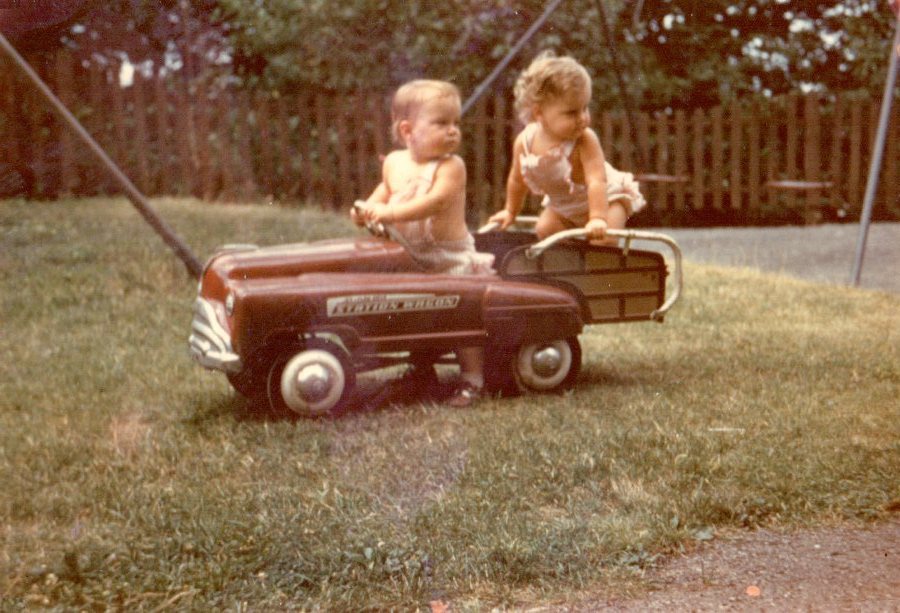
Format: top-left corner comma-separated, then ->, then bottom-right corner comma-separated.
630,0 -> 898,108
217,0 -> 897,111
6,0 -> 896,109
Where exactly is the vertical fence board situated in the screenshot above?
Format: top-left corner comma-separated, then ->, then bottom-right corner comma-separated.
729,100 -> 742,211
600,112 -> 613,155
691,108 -> 705,210
784,94 -> 799,211
55,53 -> 76,195
655,112 -> 670,210
354,94 -> 369,200
195,89 -> 214,200
372,94 -> 389,158
315,95 -> 333,208
336,97 -> 353,209
747,102 -> 760,214
491,94 -> 508,213
620,114 -> 634,172
829,95 -> 845,210
255,94 -> 273,196
886,105 -> 898,214
765,108 -> 779,212
175,84 -> 194,196
294,94 -> 310,200
216,92 -> 234,199
848,101 -> 863,211
236,92 -> 256,200
284,94 -> 300,200
710,106 -> 724,210
472,96 -> 488,218
803,95 -> 822,223
87,67 -> 109,193
637,112 -> 651,171
674,110 -> 687,211
132,76 -> 151,194
110,75 -> 129,190
153,77 -> 171,195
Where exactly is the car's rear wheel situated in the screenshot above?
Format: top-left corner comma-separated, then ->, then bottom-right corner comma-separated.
266,338 -> 355,418
486,337 -> 581,396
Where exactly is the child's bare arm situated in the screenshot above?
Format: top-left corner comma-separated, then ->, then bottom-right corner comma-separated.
489,134 -> 527,228
579,129 -> 610,238
371,156 -> 465,223
352,157 -> 393,225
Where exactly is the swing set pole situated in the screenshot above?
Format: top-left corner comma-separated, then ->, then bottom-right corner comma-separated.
0,31 -> 204,279
461,0 -> 565,115
850,12 -> 900,286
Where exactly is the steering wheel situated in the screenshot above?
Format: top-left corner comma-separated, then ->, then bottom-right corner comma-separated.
352,201 -> 434,270
352,201 -> 389,238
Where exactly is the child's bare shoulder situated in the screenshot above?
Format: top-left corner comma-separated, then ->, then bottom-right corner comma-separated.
383,149 -> 409,167
576,127 -> 601,146
435,154 -> 466,177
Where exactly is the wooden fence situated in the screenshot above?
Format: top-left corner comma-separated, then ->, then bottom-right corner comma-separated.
2,51 -> 898,224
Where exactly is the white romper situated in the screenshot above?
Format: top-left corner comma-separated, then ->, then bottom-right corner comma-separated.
389,157 -> 495,275
519,123 -> 646,226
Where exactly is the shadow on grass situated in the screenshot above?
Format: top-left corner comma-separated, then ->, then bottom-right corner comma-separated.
577,362 -> 662,389
198,372 -> 464,424
182,392 -> 250,426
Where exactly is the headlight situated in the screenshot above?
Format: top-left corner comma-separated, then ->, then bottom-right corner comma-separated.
225,292 -> 235,317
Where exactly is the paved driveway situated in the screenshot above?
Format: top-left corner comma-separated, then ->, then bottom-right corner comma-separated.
643,222 -> 899,294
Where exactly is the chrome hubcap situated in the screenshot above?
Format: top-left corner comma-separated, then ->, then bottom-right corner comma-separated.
531,345 -> 563,377
294,363 -> 333,403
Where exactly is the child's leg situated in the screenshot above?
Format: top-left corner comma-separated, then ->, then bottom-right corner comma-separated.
535,208 -> 574,240
448,346 -> 483,407
457,346 -> 484,389
596,202 -> 629,246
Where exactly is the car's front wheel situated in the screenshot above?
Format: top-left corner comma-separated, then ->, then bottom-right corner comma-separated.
266,339 -> 355,418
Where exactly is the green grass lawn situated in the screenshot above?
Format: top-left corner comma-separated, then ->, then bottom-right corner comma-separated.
1,197 -> 898,610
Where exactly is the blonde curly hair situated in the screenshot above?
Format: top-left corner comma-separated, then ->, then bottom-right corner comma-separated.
513,51 -> 592,124
391,80 -> 461,145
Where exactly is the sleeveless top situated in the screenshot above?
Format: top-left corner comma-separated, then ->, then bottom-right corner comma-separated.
388,157 -> 495,275
519,123 -> 646,224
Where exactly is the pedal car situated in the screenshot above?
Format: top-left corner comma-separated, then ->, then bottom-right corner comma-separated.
188,213 -> 683,418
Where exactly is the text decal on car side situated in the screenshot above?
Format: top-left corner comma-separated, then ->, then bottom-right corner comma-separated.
326,293 -> 461,318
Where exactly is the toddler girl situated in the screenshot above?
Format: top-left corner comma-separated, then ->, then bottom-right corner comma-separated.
488,52 -> 645,243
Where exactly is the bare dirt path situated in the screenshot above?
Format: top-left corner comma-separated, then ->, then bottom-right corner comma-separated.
567,518 -> 900,612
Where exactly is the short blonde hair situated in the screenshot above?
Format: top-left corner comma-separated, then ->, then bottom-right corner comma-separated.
391,79 -> 461,144
513,51 -> 592,123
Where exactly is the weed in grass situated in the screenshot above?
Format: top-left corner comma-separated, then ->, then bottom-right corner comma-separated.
1,198 -> 897,609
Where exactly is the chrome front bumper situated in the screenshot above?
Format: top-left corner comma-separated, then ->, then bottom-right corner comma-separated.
188,298 -> 242,373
